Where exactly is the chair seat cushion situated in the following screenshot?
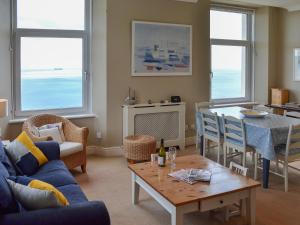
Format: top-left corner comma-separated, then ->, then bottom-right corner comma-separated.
57,184 -> 88,205
31,160 -> 77,187
60,142 -> 83,158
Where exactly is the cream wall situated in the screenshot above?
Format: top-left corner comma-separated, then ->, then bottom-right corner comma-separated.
0,0 -> 210,148
254,7 -> 281,104
279,10 -> 300,102
105,0 -> 211,147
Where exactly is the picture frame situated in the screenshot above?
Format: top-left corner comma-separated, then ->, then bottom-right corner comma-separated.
132,21 -> 192,76
293,48 -> 300,81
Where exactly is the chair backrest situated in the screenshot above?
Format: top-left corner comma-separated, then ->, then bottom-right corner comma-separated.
195,102 -> 213,112
222,115 -> 246,149
285,124 -> 300,159
284,111 -> 300,119
229,161 -> 248,176
253,104 -> 274,114
201,110 -> 221,141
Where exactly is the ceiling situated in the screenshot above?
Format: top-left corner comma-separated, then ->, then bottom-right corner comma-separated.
212,0 -> 300,11
176,0 -> 300,11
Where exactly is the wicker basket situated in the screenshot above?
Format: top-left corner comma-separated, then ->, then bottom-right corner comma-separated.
123,135 -> 156,161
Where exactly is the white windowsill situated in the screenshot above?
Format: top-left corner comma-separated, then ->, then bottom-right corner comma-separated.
212,101 -> 258,108
8,113 -> 97,124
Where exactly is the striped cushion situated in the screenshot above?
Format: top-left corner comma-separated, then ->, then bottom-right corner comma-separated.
6,132 -> 48,175
7,178 -> 69,210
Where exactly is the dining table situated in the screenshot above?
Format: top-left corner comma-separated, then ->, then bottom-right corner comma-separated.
196,106 -> 300,189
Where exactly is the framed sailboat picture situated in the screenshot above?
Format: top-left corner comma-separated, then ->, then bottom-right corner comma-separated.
294,48 -> 300,81
132,21 -> 192,76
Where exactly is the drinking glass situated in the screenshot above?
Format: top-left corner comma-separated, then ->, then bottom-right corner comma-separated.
168,147 -> 177,168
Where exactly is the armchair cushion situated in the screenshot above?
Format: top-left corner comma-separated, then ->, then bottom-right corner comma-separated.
60,142 -> 83,158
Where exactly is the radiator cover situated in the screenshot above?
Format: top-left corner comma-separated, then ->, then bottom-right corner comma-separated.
123,103 -> 185,149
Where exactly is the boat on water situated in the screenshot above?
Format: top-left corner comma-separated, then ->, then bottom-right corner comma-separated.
142,45 -> 189,71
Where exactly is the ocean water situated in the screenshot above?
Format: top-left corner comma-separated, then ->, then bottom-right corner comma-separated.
20,69 -> 242,111
21,76 -> 83,111
211,70 -> 243,99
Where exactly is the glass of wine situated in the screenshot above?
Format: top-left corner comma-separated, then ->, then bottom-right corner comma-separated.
168,147 -> 177,168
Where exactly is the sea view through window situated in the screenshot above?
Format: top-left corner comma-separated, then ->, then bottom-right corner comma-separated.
210,7 -> 253,102
14,0 -> 90,116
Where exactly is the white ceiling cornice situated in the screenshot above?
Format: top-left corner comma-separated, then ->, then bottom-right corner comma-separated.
213,0 -> 300,11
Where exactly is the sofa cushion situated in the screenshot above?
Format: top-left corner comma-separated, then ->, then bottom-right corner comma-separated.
60,142 -> 83,157
6,132 -> 48,175
57,184 -> 88,205
35,141 -> 60,161
0,175 -> 19,215
31,160 -> 77,187
7,179 -> 69,211
0,141 -> 16,176
0,162 -> 9,178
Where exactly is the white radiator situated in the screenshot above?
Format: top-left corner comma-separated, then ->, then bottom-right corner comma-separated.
122,102 -> 185,149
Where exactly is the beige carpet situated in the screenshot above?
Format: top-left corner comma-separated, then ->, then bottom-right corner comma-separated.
72,147 -> 300,225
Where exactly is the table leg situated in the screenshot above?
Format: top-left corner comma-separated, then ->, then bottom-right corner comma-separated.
263,158 -> 270,189
200,135 -> 204,155
131,172 -> 140,204
171,208 -> 183,225
246,189 -> 256,225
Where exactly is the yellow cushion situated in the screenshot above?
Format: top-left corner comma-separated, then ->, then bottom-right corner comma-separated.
28,180 -> 69,206
16,131 -> 48,166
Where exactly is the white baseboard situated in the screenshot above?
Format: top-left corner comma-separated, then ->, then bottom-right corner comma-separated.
185,136 -> 196,146
87,136 -> 196,157
87,146 -> 123,157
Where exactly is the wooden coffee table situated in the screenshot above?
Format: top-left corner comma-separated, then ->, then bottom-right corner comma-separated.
128,154 -> 260,225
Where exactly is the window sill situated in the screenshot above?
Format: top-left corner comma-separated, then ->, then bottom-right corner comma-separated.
212,101 -> 258,108
9,113 -> 97,124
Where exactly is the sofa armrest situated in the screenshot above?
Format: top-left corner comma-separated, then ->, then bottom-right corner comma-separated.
35,141 -> 60,161
0,201 -> 110,225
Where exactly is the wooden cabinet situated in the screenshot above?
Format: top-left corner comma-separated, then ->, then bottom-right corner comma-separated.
271,88 -> 289,105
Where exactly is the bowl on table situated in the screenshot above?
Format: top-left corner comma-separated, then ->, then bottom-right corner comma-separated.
240,109 -> 268,118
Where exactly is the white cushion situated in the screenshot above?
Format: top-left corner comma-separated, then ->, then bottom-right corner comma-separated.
38,122 -> 65,142
59,142 -> 83,157
39,127 -> 63,144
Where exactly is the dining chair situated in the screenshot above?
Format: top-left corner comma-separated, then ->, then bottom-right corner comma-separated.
224,162 -> 248,221
222,115 -> 256,167
268,124 -> 300,192
201,110 -> 223,164
284,110 -> 300,119
253,104 -> 274,114
195,102 -> 214,149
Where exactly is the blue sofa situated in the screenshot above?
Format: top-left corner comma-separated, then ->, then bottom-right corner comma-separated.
0,141 -> 110,225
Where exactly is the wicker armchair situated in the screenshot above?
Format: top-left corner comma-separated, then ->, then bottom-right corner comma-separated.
22,114 -> 89,172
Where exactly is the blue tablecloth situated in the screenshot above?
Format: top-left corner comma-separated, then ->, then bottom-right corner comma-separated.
196,110 -> 300,160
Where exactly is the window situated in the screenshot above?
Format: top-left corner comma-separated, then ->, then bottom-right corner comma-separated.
13,0 -> 91,117
210,6 -> 253,103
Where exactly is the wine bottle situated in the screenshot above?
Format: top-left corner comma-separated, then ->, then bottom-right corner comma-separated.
158,139 -> 166,167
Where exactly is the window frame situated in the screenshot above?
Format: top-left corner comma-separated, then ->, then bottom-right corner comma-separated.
210,5 -> 254,104
12,0 -> 92,118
